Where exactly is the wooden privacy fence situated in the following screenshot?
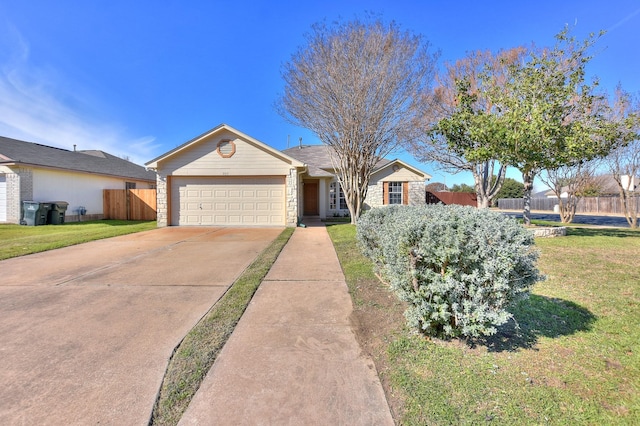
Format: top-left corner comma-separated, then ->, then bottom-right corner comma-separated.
103,189 -> 157,220
498,196 -> 640,215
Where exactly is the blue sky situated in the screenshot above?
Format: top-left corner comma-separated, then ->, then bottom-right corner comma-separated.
1,1 -> 638,189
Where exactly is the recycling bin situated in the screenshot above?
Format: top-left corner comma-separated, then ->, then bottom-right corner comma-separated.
22,201 -> 51,226
48,201 -> 69,225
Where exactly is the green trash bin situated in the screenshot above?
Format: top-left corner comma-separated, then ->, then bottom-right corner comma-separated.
48,201 -> 69,225
22,201 -> 51,226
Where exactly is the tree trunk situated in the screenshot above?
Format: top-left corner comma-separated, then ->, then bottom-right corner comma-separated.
476,195 -> 490,209
473,160 -> 506,209
619,189 -> 639,229
522,170 -> 536,226
557,196 -> 577,223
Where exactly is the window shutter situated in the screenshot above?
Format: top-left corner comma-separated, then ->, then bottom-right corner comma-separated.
403,182 -> 409,205
383,182 -> 389,205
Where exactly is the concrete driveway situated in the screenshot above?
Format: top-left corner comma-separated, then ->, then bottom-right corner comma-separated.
0,226 -> 282,425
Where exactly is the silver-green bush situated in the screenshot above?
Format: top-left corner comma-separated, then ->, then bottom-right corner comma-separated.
357,204 -> 543,338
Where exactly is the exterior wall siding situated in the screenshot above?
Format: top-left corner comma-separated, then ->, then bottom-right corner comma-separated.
0,165 -> 154,224
32,168 -> 153,218
161,133 -> 293,176
372,167 -> 425,183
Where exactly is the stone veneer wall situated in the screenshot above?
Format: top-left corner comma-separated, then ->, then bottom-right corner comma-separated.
409,181 -> 425,206
286,168 -> 298,227
532,226 -> 567,237
4,168 -> 33,223
365,182 -> 383,209
156,174 -> 168,227
364,181 -> 425,209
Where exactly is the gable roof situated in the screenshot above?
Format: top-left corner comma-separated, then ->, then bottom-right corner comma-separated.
0,136 -> 156,181
145,123 -> 305,169
283,144 -> 430,179
372,158 -> 431,179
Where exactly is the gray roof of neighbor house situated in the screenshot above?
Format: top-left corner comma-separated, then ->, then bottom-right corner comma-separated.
544,174 -> 636,197
0,136 -> 156,182
282,145 -> 391,177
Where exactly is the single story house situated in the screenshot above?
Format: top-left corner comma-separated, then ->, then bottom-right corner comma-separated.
0,136 -> 156,223
282,144 -> 430,218
145,124 -> 431,227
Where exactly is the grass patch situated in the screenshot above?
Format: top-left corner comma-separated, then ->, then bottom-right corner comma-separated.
149,227 -> 294,426
0,220 -> 157,260
327,224 -> 640,425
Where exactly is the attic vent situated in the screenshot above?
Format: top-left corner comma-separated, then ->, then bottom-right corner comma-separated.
217,139 -> 236,158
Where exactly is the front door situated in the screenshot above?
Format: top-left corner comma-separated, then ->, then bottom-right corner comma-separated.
303,181 -> 319,215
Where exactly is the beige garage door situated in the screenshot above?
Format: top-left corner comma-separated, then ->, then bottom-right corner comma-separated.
170,177 -> 286,226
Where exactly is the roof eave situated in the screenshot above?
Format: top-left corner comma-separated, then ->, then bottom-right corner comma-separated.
0,161 -> 155,182
145,123 -> 305,168
373,159 -> 431,180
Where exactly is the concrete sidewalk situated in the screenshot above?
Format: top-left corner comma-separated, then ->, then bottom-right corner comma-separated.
179,221 -> 394,425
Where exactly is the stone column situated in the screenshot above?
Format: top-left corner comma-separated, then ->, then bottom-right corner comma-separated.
285,169 -> 298,227
155,174 -> 168,227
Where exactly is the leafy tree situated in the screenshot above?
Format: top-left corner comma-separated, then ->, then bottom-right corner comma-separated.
492,177 -> 524,206
450,183 -> 475,193
278,17 -> 438,223
408,49 -> 526,208
539,161 -> 599,223
605,87 -> 640,228
494,28 -> 618,225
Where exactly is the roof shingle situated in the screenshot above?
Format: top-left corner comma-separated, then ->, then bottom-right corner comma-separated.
0,136 -> 156,181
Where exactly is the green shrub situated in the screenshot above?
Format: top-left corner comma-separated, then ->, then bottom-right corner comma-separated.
357,205 -> 543,338
356,205 -> 404,266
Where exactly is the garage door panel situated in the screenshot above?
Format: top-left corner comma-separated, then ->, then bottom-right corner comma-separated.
171,177 -> 285,226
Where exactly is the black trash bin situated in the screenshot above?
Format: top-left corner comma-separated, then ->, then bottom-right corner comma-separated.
48,201 -> 69,225
22,201 -> 51,226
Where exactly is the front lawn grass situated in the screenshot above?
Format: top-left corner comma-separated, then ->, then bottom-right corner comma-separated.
0,220 -> 157,260
149,227 -> 294,426
327,224 -> 640,425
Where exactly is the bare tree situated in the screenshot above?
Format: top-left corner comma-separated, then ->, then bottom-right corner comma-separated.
408,48 -> 526,208
606,87 -> 640,227
277,17 -> 437,223
539,161 -> 599,223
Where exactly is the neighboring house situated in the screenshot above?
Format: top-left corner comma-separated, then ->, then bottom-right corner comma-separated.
145,124 -> 431,227
532,190 -> 550,199
425,182 -> 448,193
426,191 -> 477,207
0,136 -> 156,224
544,174 -> 638,198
